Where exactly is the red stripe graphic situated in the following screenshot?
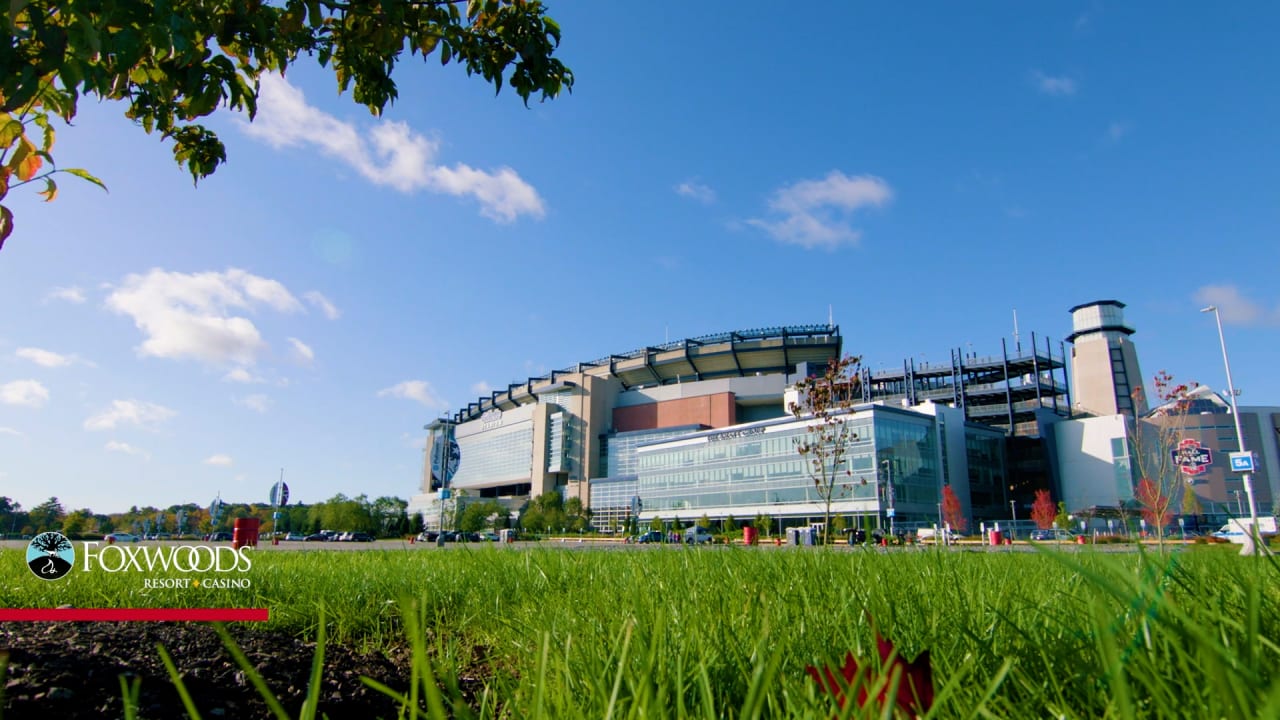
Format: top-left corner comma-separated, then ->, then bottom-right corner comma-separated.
0,608 -> 269,622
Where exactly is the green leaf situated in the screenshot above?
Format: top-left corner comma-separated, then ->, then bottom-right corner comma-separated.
0,119 -> 23,149
304,0 -> 322,28
0,204 -> 12,250
37,177 -> 56,202
63,167 -> 107,192
33,114 -> 54,152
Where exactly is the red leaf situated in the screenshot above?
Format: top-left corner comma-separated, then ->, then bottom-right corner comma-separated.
806,625 -> 934,716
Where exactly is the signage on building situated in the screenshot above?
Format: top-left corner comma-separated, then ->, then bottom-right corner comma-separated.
1171,439 -> 1213,476
481,408 -> 503,430
1229,451 -> 1255,473
709,426 -> 766,442
432,439 -> 461,484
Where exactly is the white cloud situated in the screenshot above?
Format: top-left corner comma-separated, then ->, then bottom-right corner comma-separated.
470,381 -> 494,396
84,400 -> 176,431
287,337 -> 314,364
46,286 -> 86,304
400,431 -> 428,450
105,440 -> 150,460
0,426 -> 26,439
377,380 -> 446,409
1033,70 -> 1078,96
15,347 -> 73,368
1194,285 -> 1280,326
1,380 -> 49,408
105,268 -> 304,366
237,394 -> 272,413
241,74 -> 545,223
674,180 -> 716,204
304,291 -> 341,320
223,367 -> 263,384
747,171 -> 892,250
204,454 -> 234,466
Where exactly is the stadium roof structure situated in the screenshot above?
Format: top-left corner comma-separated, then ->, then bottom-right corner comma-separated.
451,325 -> 842,423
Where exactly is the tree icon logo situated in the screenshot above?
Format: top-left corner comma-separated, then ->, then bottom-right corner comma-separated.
26,532 -> 75,581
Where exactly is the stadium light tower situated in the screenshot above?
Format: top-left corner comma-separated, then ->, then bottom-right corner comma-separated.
1200,305 -> 1260,538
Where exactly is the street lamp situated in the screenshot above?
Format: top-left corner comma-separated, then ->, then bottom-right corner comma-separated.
1200,305 -> 1260,537
881,459 -> 896,537
1009,499 -> 1017,541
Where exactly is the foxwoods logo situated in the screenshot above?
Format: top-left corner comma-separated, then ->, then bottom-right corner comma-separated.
27,532 -> 75,581
25,536 -> 254,589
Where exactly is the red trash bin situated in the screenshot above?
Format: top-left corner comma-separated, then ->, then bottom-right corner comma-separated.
989,530 -> 1002,546
233,517 -> 260,549
743,526 -> 758,546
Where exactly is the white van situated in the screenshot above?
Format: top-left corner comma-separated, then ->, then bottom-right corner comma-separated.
1212,516 -> 1277,544
683,526 -> 714,545
916,527 -> 961,543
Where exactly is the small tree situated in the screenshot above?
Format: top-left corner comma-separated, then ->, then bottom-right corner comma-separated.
724,514 -> 737,533
650,516 -> 663,532
1130,371 -> 1196,552
753,512 -> 772,537
1054,501 -> 1070,531
1135,478 -> 1174,538
1031,490 -> 1056,530
831,514 -> 848,537
941,485 -> 967,535
788,355 -> 863,546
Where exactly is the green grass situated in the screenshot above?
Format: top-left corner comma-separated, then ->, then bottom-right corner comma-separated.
3,545 -> 1280,718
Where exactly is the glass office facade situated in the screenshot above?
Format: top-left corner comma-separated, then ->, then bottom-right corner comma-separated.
452,422 -> 534,488
633,408 -> 942,525
605,426 -> 705,478
588,476 -> 639,532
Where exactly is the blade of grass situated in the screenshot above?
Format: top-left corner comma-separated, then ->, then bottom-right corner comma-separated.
603,621 -> 634,720
210,622 -> 292,720
0,649 -> 8,720
156,643 -> 203,720
299,604 -> 326,720
116,674 -> 142,720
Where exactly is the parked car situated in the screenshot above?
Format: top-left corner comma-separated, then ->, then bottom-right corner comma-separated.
284,532 -> 305,541
1030,529 -> 1076,542
636,531 -> 665,544
208,531 -> 232,542
416,531 -> 439,543
480,532 -> 500,542
303,533 -> 328,542
684,526 -> 714,544
348,532 -> 375,542
104,532 -> 140,543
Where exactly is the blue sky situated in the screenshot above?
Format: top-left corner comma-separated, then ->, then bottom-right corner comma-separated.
2,2 -> 1277,514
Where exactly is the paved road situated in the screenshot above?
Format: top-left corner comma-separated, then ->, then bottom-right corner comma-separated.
1,537 -> 1186,553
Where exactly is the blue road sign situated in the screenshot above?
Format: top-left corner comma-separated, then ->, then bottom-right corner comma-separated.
1229,452 -> 1255,473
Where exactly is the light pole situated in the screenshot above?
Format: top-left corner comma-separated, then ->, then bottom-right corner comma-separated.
881,459 -> 896,538
1009,499 -> 1017,541
1200,305 -> 1260,537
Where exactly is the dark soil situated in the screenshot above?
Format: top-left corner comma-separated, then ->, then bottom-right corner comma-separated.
0,622 -> 415,719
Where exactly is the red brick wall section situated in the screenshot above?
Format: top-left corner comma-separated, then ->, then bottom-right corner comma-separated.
613,393 -> 736,432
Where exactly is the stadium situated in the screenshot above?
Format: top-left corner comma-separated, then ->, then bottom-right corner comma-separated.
408,301 -> 1278,535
